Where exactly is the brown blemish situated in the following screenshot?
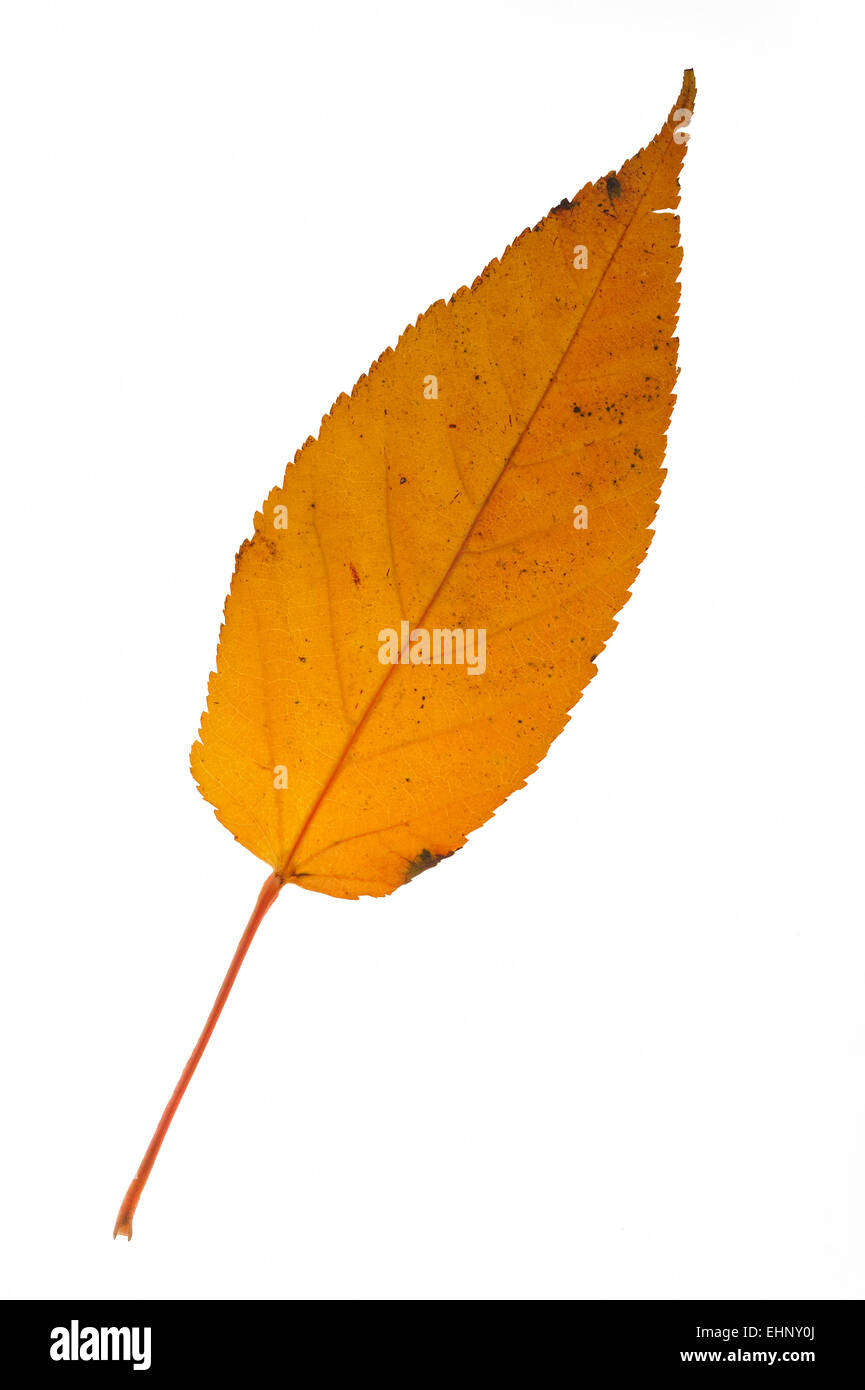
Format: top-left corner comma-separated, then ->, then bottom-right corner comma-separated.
405,847 -> 454,882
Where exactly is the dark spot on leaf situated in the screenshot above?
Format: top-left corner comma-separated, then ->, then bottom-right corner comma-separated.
405,847 -> 454,881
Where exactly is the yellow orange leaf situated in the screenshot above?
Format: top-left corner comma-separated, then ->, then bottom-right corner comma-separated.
191,71 -> 695,899
115,72 -> 695,1238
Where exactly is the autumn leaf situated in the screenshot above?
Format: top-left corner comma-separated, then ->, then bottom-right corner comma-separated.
114,71 -> 695,1238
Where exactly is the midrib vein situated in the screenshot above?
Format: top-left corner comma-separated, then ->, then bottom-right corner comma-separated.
276,126 -> 677,880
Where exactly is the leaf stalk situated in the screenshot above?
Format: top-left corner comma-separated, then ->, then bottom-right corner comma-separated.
113,870 -> 283,1239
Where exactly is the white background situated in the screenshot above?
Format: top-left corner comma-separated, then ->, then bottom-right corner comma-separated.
2,0 -> 863,1301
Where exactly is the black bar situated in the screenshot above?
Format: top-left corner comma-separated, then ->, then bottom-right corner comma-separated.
3,1299 -> 861,1375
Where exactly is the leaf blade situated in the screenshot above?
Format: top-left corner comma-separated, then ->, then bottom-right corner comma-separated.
191,73 -> 695,897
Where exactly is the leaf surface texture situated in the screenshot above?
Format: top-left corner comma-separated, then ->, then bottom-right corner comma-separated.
191,73 -> 695,898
